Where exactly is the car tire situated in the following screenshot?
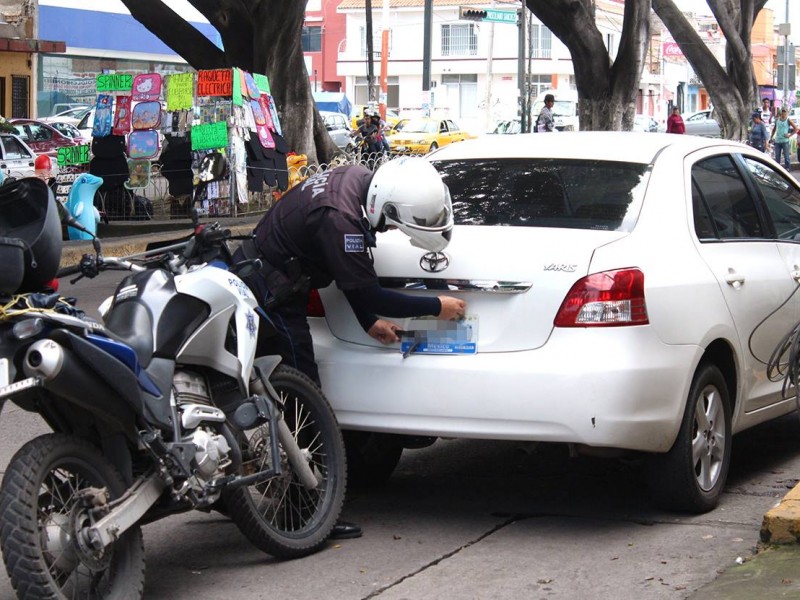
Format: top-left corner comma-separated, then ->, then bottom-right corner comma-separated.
343,431 -> 403,487
647,363 -> 732,513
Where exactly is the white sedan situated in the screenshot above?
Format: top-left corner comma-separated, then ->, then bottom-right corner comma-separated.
310,132 -> 800,513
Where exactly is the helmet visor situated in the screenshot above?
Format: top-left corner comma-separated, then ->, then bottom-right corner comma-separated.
385,184 -> 453,232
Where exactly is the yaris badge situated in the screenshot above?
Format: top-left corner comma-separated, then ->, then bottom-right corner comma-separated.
420,252 -> 449,273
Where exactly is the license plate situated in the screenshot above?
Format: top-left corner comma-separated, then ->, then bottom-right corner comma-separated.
399,315 -> 478,355
0,376 -> 41,400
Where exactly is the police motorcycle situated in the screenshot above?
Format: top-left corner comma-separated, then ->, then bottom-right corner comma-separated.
0,178 -> 346,598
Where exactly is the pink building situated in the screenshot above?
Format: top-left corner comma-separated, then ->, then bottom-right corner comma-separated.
304,0 -> 347,93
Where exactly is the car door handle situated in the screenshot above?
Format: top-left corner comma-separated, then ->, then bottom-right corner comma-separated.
724,271 -> 745,288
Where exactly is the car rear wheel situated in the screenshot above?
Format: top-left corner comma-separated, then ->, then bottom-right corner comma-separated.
343,431 -> 403,487
648,363 -> 731,513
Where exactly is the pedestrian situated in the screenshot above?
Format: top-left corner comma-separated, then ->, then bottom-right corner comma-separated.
760,97 -> 774,126
666,106 -> 685,134
749,111 -> 769,152
769,108 -> 796,170
536,93 -> 556,132
234,157 -> 466,540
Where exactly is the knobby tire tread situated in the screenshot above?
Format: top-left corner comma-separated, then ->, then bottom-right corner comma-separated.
0,433 -> 145,600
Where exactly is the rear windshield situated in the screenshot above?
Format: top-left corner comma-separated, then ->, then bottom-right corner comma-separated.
433,158 -> 650,232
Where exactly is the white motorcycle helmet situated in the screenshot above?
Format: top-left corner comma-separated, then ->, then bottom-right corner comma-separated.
365,157 -> 454,252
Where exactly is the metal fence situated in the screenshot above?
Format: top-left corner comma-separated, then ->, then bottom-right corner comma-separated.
96,150 -> 403,221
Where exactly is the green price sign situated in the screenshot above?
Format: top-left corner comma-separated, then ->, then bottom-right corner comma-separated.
191,121 -> 228,151
57,144 -> 90,167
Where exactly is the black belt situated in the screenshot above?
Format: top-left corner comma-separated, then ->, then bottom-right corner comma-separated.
241,238 -> 310,310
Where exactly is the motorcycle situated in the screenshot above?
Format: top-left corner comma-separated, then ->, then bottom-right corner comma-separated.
0,178 -> 346,598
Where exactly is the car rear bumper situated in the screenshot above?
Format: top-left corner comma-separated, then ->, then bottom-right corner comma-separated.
311,321 -> 699,453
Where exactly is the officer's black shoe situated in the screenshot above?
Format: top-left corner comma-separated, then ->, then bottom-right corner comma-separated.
330,520 -> 362,540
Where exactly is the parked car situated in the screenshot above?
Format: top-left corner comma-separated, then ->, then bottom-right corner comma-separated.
47,121 -> 87,143
9,118 -> 80,158
42,105 -> 91,127
683,110 -> 721,137
320,110 -> 353,153
0,133 -> 38,179
310,131 -> 800,513
388,117 -> 473,154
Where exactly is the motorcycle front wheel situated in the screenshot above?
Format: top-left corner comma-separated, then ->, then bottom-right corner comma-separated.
0,433 -> 145,599
225,365 -> 346,559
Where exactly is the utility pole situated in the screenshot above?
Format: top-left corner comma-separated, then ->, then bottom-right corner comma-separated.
379,0 -> 390,120
784,0 -> 790,109
484,0 -> 497,130
366,0 -> 375,103
422,0 -> 433,117
517,5 -> 526,133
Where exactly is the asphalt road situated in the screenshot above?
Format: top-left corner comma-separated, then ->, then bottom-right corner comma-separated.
0,271 -> 798,599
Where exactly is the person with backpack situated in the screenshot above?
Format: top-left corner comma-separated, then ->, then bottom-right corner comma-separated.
536,94 -> 556,133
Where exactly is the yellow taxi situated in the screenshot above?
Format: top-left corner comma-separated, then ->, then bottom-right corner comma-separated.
350,105 -> 401,130
387,117 -> 473,155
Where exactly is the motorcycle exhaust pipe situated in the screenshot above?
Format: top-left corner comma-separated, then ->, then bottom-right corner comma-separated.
23,339 -> 135,431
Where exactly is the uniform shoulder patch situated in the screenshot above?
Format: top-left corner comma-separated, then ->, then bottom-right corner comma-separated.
344,233 -> 365,253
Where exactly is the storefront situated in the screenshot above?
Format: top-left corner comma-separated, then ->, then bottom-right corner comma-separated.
37,1 -> 219,117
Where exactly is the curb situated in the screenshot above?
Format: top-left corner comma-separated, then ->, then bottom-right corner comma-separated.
59,219 -> 261,268
760,482 -> 800,545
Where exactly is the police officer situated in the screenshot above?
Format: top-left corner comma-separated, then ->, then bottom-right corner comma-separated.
236,157 -> 465,539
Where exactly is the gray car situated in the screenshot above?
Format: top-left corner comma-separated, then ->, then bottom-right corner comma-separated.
320,110 -> 353,153
682,110 -> 721,137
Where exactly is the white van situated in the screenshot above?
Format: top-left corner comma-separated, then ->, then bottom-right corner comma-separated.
532,89 -> 579,132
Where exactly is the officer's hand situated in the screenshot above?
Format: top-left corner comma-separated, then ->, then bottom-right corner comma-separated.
437,296 -> 466,320
368,319 -> 401,344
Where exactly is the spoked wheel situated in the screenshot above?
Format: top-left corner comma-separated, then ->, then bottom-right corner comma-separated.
648,363 -> 732,513
225,365 -> 346,559
0,433 -> 145,599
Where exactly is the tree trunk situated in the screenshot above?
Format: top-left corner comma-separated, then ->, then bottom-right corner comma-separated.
652,0 -> 768,140
526,0 -> 651,131
119,0 -> 341,165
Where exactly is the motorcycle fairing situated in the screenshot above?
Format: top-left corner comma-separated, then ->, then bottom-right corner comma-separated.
174,266 -> 258,390
105,269 -> 210,367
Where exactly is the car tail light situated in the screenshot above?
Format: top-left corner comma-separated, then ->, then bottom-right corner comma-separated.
307,289 -> 325,317
554,268 -> 648,327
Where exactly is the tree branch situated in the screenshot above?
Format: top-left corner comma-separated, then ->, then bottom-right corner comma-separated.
187,0 -> 255,71
119,0 -> 227,69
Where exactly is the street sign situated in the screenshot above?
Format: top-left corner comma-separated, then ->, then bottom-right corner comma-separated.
460,7 -> 519,24
484,8 -> 519,24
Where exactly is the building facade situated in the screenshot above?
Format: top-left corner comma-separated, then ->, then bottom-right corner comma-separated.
0,0 -> 65,119
36,0 -> 218,118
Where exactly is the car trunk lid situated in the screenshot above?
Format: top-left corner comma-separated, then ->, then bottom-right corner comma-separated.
319,226 -> 627,352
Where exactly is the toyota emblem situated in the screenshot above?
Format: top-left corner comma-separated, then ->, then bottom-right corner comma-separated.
420,252 -> 449,273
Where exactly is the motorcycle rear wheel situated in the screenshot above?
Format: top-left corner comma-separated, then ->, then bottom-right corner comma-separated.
0,433 -> 145,599
225,365 -> 346,559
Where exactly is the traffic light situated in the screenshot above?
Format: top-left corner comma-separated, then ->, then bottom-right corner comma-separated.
460,8 -> 487,21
